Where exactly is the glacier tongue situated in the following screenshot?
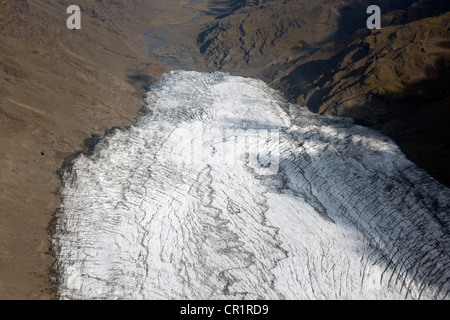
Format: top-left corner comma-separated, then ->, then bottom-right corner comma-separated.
52,71 -> 450,300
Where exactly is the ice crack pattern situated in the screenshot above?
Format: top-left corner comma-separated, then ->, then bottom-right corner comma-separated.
52,71 -> 450,300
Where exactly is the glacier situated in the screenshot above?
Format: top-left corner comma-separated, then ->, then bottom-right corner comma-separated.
52,71 -> 450,300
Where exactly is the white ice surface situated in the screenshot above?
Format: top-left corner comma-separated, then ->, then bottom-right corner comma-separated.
52,71 -> 450,300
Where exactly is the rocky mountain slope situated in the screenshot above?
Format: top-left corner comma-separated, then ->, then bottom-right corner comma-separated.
280,13 -> 450,186
197,0 -> 450,187
0,0 -> 166,299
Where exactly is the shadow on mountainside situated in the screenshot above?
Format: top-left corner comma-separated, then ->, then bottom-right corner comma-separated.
277,8 -> 450,188
333,0 -> 450,41
338,54 -> 450,188
280,52 -> 450,188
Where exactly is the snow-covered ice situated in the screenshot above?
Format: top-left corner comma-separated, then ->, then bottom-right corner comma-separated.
52,71 -> 450,300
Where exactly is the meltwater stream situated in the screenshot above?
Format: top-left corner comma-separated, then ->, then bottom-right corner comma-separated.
52,71 -> 450,300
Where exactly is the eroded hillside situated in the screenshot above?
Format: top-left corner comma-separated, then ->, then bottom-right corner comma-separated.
0,0 -> 165,299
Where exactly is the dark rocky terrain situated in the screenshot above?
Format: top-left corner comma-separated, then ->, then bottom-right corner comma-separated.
197,0 -> 450,187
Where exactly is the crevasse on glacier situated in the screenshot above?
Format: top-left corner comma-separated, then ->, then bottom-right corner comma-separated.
52,71 -> 450,300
